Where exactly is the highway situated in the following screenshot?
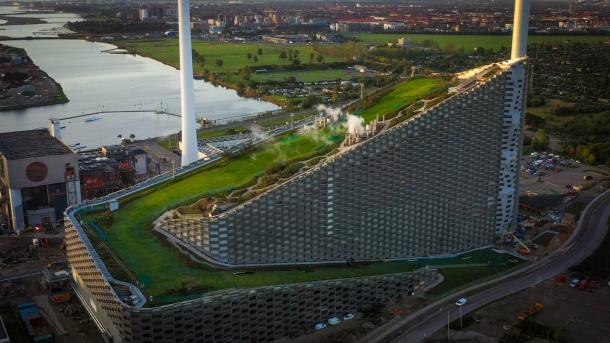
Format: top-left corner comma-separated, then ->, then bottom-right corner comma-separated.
370,189 -> 610,343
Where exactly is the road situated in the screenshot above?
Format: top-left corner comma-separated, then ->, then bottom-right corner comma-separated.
370,189 -> 610,343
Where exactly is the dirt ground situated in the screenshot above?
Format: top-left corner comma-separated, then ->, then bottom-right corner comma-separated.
427,277 -> 610,343
0,230 -> 103,343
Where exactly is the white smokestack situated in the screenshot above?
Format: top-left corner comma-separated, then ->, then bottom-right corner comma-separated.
511,0 -> 531,60
178,0 -> 199,166
48,118 -> 61,141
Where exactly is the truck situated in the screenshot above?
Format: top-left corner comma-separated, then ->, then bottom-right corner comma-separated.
16,302 -> 54,343
517,302 -> 544,321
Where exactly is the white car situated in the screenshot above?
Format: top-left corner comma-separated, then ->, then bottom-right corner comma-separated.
328,317 -> 341,325
343,313 -> 354,321
314,323 -> 327,331
455,298 -> 467,306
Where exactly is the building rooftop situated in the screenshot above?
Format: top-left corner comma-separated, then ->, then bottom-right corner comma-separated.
0,129 -> 72,160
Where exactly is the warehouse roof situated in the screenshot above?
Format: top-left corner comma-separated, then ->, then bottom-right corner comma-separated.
0,129 -> 72,160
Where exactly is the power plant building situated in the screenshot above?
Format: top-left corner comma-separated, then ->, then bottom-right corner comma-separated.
159,59 -> 527,266
61,0 -> 531,342
0,129 -> 80,233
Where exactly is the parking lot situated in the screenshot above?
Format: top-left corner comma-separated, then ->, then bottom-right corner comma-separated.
519,153 -> 607,196
428,277 -> 610,342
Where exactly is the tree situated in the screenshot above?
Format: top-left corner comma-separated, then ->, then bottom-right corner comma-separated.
253,55 -> 258,62
247,52 -> 252,59
195,55 -> 205,66
316,54 -> 324,63
531,129 -> 550,151
215,59 -> 223,68
240,66 -> 252,80
257,48 -> 263,55
279,51 -> 287,60
292,58 -> 301,66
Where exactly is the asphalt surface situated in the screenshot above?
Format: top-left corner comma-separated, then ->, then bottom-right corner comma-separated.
370,189 -> 610,343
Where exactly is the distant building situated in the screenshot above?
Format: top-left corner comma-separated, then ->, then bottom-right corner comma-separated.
397,37 -> 413,48
138,8 -> 149,21
383,22 -> 405,31
139,6 -> 168,21
0,129 -> 80,233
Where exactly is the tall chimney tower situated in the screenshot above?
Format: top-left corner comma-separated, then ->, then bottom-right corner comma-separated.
511,0 -> 531,59
178,0 -> 199,166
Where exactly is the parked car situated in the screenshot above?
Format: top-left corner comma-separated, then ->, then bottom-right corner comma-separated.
328,317 -> 341,325
314,323 -> 327,330
570,278 -> 580,287
343,313 -> 354,321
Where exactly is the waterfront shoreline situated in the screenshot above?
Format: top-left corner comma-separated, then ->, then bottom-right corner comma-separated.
0,43 -> 69,112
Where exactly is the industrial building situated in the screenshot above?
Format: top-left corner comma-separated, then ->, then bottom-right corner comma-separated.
157,58 -> 527,266
0,129 -> 80,234
78,145 -> 148,199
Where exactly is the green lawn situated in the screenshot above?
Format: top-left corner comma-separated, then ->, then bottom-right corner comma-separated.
116,39 -> 344,83
252,69 -> 352,82
348,33 -> 610,52
427,265 -> 517,296
84,127 -> 345,301
358,78 -> 445,123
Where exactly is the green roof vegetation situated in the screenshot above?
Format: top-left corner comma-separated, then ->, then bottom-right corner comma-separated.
357,78 -> 446,123
83,127 -> 345,301
347,33 -> 610,52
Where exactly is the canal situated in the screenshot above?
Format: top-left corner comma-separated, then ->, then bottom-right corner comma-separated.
0,6 -> 279,148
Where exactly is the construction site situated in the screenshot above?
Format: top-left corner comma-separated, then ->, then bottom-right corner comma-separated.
0,232 -> 102,343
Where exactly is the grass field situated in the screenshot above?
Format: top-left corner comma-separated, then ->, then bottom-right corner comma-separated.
117,39 -> 344,83
85,127 -> 345,301
348,33 -> 610,52
426,265 -> 516,296
357,78 -> 445,123
252,69 -> 352,82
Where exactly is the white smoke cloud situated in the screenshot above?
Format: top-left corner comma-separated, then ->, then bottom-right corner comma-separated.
316,104 -> 343,122
248,123 -> 270,141
346,114 -> 365,135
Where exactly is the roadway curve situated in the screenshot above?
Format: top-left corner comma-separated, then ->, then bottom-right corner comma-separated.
370,189 -> 610,343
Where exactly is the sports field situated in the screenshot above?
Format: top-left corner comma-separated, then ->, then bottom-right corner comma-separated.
348,33 -> 610,52
357,78 -> 446,123
116,39 -> 345,82
252,69 -> 352,82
